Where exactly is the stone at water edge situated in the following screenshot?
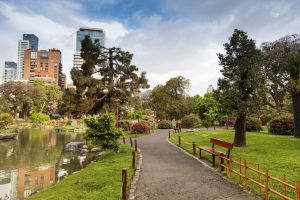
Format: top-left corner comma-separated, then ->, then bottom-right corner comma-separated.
90,147 -> 101,152
65,142 -> 86,151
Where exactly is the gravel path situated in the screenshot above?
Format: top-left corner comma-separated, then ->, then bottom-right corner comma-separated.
134,129 -> 260,200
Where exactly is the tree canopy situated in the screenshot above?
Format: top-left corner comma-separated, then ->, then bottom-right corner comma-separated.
216,29 -> 266,146
63,36 -> 149,118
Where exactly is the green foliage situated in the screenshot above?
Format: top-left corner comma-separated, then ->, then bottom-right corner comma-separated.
245,117 -> 262,132
131,122 -> 150,134
261,35 -> 300,138
84,113 -> 122,151
269,114 -> 294,135
0,113 -> 14,129
117,120 -> 131,131
216,29 -> 266,146
201,119 -> 212,129
157,120 -> 173,129
181,114 -> 201,128
64,36 -> 149,117
150,76 -> 193,120
29,113 -> 50,125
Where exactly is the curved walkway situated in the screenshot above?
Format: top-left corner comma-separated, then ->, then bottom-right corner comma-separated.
134,129 -> 260,200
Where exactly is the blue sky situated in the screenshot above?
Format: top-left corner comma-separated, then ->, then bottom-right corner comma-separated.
1,0 -> 300,94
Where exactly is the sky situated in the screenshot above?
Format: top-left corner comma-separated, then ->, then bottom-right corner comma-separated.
1,0 -> 300,95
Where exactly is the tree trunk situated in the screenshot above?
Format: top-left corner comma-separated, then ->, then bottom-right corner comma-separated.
234,113 -> 246,146
292,93 -> 300,138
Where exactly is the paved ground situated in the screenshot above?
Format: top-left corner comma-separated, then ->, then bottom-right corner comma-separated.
134,129 -> 260,200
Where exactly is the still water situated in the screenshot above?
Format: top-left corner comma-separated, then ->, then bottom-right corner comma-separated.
0,128 -> 97,200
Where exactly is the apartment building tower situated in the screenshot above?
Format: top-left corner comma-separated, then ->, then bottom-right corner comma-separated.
23,49 -> 65,88
17,34 -> 39,80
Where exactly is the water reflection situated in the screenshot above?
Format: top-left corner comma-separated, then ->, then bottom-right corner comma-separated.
0,128 -> 97,200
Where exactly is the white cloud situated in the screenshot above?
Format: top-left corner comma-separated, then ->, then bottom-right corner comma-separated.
0,1 -> 128,83
2,0 -> 300,97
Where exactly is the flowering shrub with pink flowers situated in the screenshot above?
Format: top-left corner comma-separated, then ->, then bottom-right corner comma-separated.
269,114 -> 294,135
131,122 -> 150,134
226,119 -> 235,126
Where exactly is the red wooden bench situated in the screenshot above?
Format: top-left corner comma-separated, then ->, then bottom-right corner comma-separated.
199,138 -> 233,167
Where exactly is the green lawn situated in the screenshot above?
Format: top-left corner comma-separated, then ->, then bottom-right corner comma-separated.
123,131 -> 152,139
29,144 -> 134,200
169,130 -> 300,200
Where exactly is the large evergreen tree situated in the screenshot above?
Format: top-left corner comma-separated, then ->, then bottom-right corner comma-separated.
216,29 -> 266,146
64,36 -> 149,117
262,35 -> 300,138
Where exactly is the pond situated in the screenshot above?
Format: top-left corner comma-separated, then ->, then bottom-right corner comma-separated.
0,128 -> 98,200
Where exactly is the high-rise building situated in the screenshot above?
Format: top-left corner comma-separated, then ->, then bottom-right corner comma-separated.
17,40 -> 29,80
23,49 -> 64,86
17,34 -> 39,80
23,34 -> 39,50
76,27 -> 105,52
73,27 -> 105,71
0,61 -> 17,84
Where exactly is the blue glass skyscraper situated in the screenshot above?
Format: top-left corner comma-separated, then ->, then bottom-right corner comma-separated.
76,28 -> 105,51
23,34 -> 39,50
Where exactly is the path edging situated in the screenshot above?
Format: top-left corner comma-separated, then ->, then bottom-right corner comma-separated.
128,147 -> 142,200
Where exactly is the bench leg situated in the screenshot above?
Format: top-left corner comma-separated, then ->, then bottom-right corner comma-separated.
212,155 -> 215,167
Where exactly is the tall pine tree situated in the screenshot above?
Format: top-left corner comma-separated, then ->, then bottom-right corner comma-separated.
216,29 -> 266,146
64,36 -> 149,117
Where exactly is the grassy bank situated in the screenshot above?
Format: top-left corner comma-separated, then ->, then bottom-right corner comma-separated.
0,128 -> 18,134
29,144 -> 134,200
123,131 -> 153,139
169,130 -> 300,199
54,125 -> 86,132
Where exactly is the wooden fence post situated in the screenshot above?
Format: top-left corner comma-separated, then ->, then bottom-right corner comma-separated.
239,157 -> 242,182
132,151 -> 136,169
130,137 -> 133,147
283,175 -> 287,199
122,168 -> 128,200
296,181 -> 300,200
244,159 -> 248,190
265,169 -> 269,200
258,164 -> 262,193
134,140 -> 137,152
192,142 -> 196,156
178,135 -> 181,146
123,135 -> 125,144
229,155 -> 232,178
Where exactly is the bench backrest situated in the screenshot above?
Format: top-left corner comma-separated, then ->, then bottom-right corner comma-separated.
210,138 -> 233,149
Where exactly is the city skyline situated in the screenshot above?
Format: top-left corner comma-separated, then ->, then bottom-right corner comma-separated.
1,1 -> 300,94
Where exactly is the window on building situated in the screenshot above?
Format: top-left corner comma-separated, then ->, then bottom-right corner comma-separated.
31,52 -> 37,59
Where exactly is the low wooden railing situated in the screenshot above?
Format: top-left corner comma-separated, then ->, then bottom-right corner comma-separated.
175,135 -> 300,200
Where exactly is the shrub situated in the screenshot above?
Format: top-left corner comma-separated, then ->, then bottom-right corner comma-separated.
269,114 -> 294,135
84,113 -> 122,151
131,122 -> 150,134
158,120 -> 173,129
30,113 -> 50,125
227,119 -> 235,126
181,114 -> 201,128
202,119 -> 212,129
246,117 -> 262,132
118,120 -> 131,131
0,113 -> 14,129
